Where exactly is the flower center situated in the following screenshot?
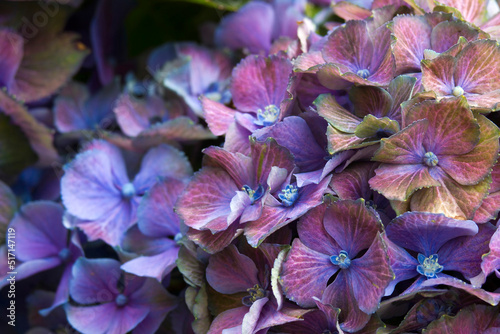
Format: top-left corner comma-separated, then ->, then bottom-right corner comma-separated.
255,105 -> 280,127
58,248 -> 71,262
423,152 -> 439,167
115,293 -> 128,307
242,184 -> 265,205
121,182 -> 136,198
416,253 -> 443,279
241,284 -> 268,306
356,69 -> 370,79
278,184 -> 299,207
174,232 -> 183,243
452,86 -> 464,97
330,250 -> 351,269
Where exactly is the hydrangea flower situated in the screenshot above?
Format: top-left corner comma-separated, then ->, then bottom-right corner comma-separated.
203,54 -> 295,154
369,97 -> 499,219
61,140 -> 192,246
280,199 -> 393,332
65,257 -> 177,334
176,138 -> 295,253
421,39 -> 500,111
317,19 -> 396,90
384,212 -> 494,296
54,80 -> 120,133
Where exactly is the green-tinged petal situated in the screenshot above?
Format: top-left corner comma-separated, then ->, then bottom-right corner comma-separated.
438,114 -> 499,186
421,55 -> 456,96
411,170 -> 491,219
369,164 -> 441,201
354,115 -> 400,139
326,125 -> 365,154
350,86 -> 393,119
314,94 -> 360,132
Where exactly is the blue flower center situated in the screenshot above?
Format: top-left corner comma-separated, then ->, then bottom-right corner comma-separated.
330,250 -> 351,269
58,248 -> 71,262
174,232 -> 183,243
242,184 -> 265,205
278,184 -> 299,207
255,105 -> 280,126
121,182 -> 136,198
452,86 -> 464,97
423,152 -> 439,167
115,294 -> 128,307
356,69 -> 370,79
416,253 -> 443,279
241,284 -> 268,306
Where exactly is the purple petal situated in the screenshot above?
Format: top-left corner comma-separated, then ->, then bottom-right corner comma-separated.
231,55 -> 293,112
349,233 -> 393,314
53,82 -> 89,132
438,223 -> 495,280
69,258 -> 121,305
321,271 -> 371,332
207,306 -> 248,334
121,246 -> 180,281
12,201 -> 65,261
481,227 -> 500,280
386,212 -> 478,255
0,257 -> 61,289
133,144 -> 192,192
206,245 -> 259,294
383,235 -> 419,296
138,177 -> 185,237
39,262 -> 73,316
280,238 -> 336,308
250,138 -> 295,186
202,97 -> 236,136
323,199 -> 384,257
215,1 -> 274,54
61,141 -> 129,221
242,297 -> 268,333
203,146 -> 253,188
297,203 -> 340,255
187,223 -> 243,254
114,93 -> 166,137
66,302 -> 149,334
421,55 -> 456,96
329,162 -> 375,200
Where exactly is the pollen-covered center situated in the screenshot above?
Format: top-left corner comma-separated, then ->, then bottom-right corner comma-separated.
242,184 -> 265,204
423,152 -> 439,167
416,253 -> 443,279
115,293 -> 128,307
279,184 -> 299,207
255,104 -> 280,126
330,250 -> 351,269
121,182 -> 136,198
356,69 -> 370,79
241,284 -> 269,306
452,86 -> 464,97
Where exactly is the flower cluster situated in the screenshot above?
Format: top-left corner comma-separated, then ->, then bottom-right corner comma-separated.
1,0 -> 500,333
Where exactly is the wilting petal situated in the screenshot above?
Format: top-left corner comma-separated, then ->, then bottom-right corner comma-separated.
386,212 -> 478,255
280,238 -> 336,308
10,29 -> 89,103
